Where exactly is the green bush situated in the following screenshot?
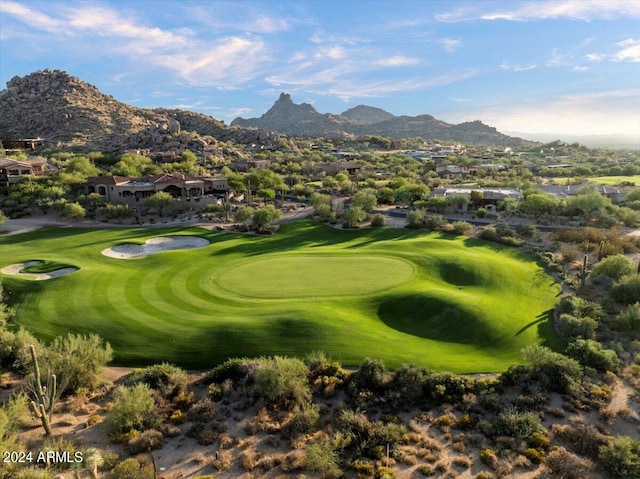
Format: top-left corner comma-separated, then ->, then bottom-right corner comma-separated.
492,405 -> 543,439
348,357 -> 386,403
290,403 -> 320,433
521,345 -> 583,393
611,274 -> 640,305
610,303 -> 640,331
305,439 -> 340,476
205,357 -> 257,385
45,333 -> 113,395
476,207 -> 486,218
566,339 -> 620,372
111,458 -> 155,479
593,255 -> 635,280
125,363 -> 187,398
556,314 -> 597,342
598,436 -> 640,479
108,383 -> 158,434
452,220 -> 473,236
556,296 -> 604,320
251,356 -> 311,409
370,213 -> 386,227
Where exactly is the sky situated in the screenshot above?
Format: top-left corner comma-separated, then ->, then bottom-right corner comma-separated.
1,0 -> 639,141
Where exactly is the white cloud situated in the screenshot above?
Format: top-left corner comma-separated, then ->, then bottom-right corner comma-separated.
441,89 -> 640,136
436,0 -> 640,23
586,53 -> 605,62
501,60 -> 537,72
0,0 -> 61,32
438,37 -> 462,53
613,38 -> 640,62
375,56 -> 419,67
315,46 -> 347,60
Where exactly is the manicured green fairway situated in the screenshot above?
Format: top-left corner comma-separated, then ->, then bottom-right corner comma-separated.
0,221 -> 561,372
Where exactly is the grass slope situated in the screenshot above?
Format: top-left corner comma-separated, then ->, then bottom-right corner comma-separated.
0,221 -> 561,372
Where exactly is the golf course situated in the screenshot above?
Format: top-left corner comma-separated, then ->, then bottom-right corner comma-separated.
0,220 -> 562,372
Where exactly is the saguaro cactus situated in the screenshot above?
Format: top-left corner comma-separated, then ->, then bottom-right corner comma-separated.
577,254 -> 591,288
28,345 -> 56,436
597,240 -> 606,261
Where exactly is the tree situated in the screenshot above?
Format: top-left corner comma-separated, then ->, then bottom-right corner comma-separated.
0,209 -> 6,225
144,191 -> 174,219
256,188 -> 276,203
470,190 -> 483,207
102,203 -> 134,224
520,193 -> 559,219
593,255 -> 635,280
62,202 -> 86,220
566,191 -> 609,224
343,206 -> 366,228
351,188 -> 378,212
252,205 -> 282,233
234,206 -> 255,228
77,193 -> 107,219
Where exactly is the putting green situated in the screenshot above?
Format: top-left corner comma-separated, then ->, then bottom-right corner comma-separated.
0,220 -> 562,372
217,256 -> 414,298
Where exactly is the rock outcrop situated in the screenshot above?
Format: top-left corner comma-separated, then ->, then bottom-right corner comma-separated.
233,92 -> 530,146
0,69 -> 283,153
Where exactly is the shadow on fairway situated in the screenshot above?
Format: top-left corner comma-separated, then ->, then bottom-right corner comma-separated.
377,294 -> 505,346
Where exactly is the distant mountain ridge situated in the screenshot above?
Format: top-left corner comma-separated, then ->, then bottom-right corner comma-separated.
0,69 -> 283,153
232,93 -> 530,146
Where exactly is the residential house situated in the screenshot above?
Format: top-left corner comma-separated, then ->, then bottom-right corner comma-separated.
86,173 -> 207,204
431,187 -> 523,213
0,158 -> 46,186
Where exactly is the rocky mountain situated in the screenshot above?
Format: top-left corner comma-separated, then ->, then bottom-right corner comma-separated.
233,93 -> 529,146
340,105 -> 395,124
0,69 -> 283,154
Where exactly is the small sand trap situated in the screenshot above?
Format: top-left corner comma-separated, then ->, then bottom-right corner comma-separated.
101,235 -> 209,259
0,260 -> 79,280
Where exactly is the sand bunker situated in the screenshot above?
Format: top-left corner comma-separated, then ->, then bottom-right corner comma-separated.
102,235 -> 209,259
0,261 -> 79,280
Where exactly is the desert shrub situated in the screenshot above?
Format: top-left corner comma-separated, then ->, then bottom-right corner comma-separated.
545,446 -> 593,479
522,345 -> 583,393
385,364 -> 428,409
556,314 -> 597,342
554,227 -> 639,253
452,220 -> 473,236
610,302 -> 640,331
290,403 -> 320,433
376,466 -> 397,478
406,209 -> 426,228
515,223 -> 538,238
305,439 -> 341,476
611,274 -> 640,305
552,420 -> 609,459
598,436 -> 640,479
186,421 -> 227,445
107,383 -> 158,434
476,207 -> 486,218
187,397 -> 217,422
0,327 -> 42,374
556,295 -> 604,320
422,370 -> 475,403
523,448 -> 544,463
10,469 -> 54,479
251,356 -> 310,409
492,405 -> 543,439
204,357 -> 258,385
371,213 -> 386,227
566,339 -> 620,372
45,333 -> 113,395
423,214 -> 447,231
125,363 -> 187,398
336,409 -> 405,459
40,437 -> 85,471
348,357 -> 386,403
480,448 -> 499,469
111,458 -> 155,479
127,429 -> 163,453
593,255 -> 635,280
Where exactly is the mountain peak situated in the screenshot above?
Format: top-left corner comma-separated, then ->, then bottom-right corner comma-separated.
277,92 -> 293,103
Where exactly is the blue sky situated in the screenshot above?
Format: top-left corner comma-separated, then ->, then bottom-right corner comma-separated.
1,0 -> 639,139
